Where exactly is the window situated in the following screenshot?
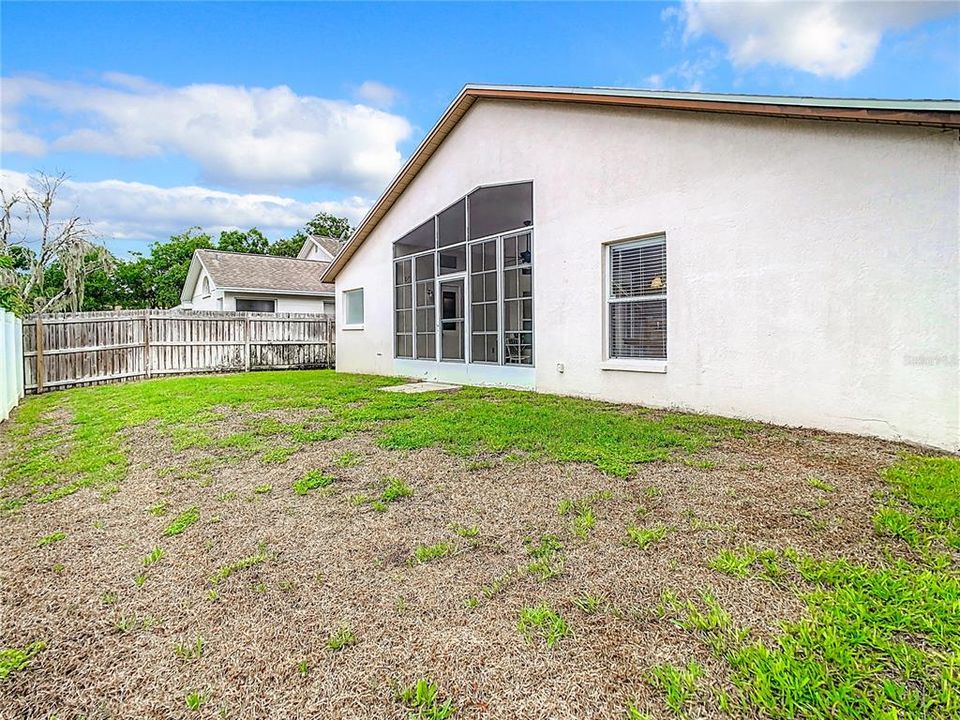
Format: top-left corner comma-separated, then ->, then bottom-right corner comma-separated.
470,239 -> 498,363
344,288 -> 365,328
414,254 -> 436,359
236,298 -> 275,312
201,276 -> 211,297
468,182 -> 533,240
394,218 -> 436,258
607,237 -> 666,361
392,181 -> 535,367
503,232 -> 533,365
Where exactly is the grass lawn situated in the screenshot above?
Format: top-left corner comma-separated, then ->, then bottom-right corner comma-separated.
0,370 -> 957,719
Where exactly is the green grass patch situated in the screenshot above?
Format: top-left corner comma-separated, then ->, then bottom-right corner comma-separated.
293,470 -> 335,495
397,678 -> 455,720
210,542 -> 269,584
164,506 -> 200,536
625,523 -> 671,549
326,626 -> 357,651
412,542 -> 454,564
1,371 -> 755,511
37,531 -> 66,547
0,641 -> 46,680
142,546 -> 165,567
647,660 -> 703,716
518,603 -> 570,648
807,476 -> 835,493
380,476 -> 412,502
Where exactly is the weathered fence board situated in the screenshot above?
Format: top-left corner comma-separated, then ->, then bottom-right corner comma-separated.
22,309 -> 335,393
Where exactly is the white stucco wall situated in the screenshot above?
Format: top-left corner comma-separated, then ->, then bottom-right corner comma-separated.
334,99 -> 960,450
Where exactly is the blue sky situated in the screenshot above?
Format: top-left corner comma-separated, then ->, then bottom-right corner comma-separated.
2,1 -> 958,255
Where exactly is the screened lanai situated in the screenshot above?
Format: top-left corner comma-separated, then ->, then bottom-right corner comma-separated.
392,181 -> 534,384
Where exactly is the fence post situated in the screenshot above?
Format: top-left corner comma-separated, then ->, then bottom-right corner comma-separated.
143,309 -> 152,379
243,315 -> 251,372
34,314 -> 44,394
325,316 -> 334,368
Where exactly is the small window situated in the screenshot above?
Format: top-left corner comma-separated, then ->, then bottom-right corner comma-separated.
201,276 -> 211,297
607,237 -> 666,361
344,288 -> 364,327
236,298 -> 275,313
437,199 -> 466,247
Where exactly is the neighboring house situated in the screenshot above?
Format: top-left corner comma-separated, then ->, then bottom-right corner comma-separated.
297,235 -> 345,262
180,247 -> 335,314
321,84 -> 959,451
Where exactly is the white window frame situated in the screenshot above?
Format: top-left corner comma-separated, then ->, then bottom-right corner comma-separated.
602,234 -> 667,374
343,288 -> 364,330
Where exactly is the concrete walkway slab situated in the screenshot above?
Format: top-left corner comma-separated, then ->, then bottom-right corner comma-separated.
380,381 -> 461,394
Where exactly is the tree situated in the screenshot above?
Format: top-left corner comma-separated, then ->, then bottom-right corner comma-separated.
304,212 -> 352,240
217,228 -> 269,254
268,235 -> 305,258
137,228 -> 214,308
269,211 -> 353,258
0,171 -> 113,314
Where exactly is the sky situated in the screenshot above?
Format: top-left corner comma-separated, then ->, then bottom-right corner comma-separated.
2,1 -> 958,256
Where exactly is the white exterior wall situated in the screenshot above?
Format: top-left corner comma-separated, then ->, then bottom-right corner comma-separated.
334,100 -> 960,450
188,267 -> 222,310
221,292 -> 333,314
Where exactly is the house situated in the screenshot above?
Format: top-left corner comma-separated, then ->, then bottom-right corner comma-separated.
180,242 -> 335,314
297,235 -> 345,262
320,84 -> 960,451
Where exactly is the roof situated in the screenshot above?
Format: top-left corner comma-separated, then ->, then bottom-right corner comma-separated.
182,250 -> 335,302
321,83 -> 960,283
297,235 -> 343,260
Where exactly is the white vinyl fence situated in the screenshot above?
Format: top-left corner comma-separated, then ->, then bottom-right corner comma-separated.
0,308 -> 25,421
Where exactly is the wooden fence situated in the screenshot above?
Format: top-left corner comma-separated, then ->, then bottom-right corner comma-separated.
22,309 -> 335,393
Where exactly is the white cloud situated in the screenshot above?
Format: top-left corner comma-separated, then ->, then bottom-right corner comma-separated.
0,169 -> 370,249
676,0 -> 957,79
1,74 -> 413,192
353,80 -> 400,109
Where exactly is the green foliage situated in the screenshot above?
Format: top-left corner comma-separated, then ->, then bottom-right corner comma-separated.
518,603 -> 570,648
647,661 -> 703,716
381,476 -> 413,502
37,530 -> 66,547
253,483 -> 273,494
184,690 -> 206,711
0,641 -> 45,680
326,626 -> 357,651
164,506 -> 200,536
209,542 -> 269,584
174,636 -> 204,661
293,470 -> 335,495
572,592 -> 606,614
412,542 -> 454,564
333,450 -> 363,467
451,524 -> 479,538
142,546 -> 165,567
807,476 -> 835,492
625,523 -> 671,549
216,228 -> 269,254
397,678 -> 456,720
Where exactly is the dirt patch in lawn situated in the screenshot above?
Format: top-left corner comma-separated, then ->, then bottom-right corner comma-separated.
0,404 -> 928,719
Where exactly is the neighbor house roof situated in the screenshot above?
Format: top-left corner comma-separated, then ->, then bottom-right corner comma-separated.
297,235 -> 343,260
321,83 -> 960,283
181,249 -> 335,303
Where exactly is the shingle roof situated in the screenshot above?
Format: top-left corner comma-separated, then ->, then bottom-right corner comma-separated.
197,250 -> 335,294
321,83 -> 960,283
310,235 -> 343,257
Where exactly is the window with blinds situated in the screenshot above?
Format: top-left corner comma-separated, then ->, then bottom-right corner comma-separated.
607,237 -> 666,361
